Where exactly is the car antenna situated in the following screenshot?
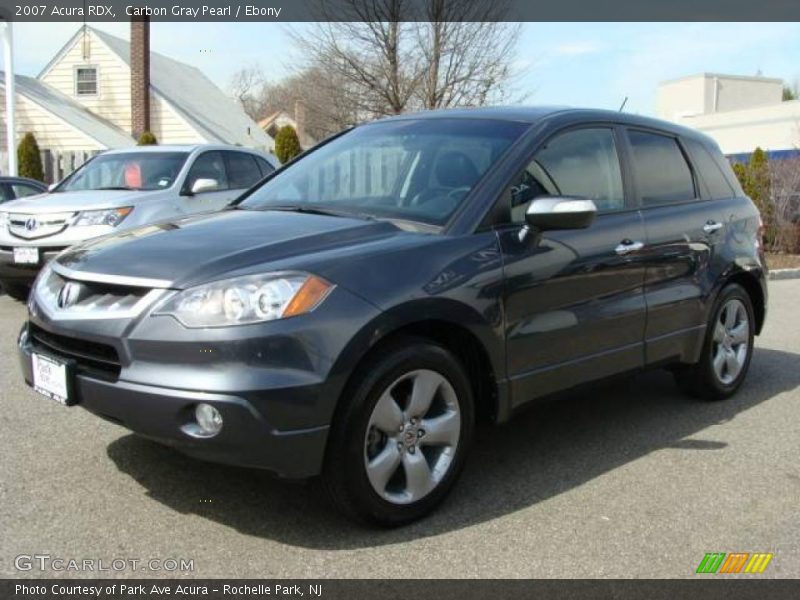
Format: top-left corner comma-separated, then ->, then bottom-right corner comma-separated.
618,96 -> 629,112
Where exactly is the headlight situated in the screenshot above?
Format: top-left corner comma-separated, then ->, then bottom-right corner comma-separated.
71,207 -> 132,227
153,272 -> 334,328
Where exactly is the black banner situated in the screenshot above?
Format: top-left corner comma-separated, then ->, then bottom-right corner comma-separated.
1,0 -> 800,22
3,580 -> 800,600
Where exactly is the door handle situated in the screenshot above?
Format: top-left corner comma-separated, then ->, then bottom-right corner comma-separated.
703,221 -> 723,234
615,240 -> 645,255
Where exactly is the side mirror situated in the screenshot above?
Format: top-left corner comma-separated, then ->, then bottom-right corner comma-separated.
525,196 -> 597,231
190,178 -> 219,195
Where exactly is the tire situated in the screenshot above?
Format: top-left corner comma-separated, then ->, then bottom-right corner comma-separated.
322,337 -> 475,526
674,283 -> 755,401
1,282 -> 30,302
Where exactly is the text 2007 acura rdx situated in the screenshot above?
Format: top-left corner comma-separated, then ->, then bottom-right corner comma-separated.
19,108 -> 767,525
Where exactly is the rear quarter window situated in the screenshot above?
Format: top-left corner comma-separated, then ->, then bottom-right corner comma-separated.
684,138 -> 736,200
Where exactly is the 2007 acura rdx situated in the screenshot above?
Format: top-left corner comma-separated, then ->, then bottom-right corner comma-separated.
18,108 -> 767,525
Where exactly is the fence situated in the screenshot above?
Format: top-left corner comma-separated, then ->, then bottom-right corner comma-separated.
0,149 -> 98,184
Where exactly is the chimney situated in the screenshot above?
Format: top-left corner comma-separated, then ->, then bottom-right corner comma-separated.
130,16 -> 151,138
294,99 -> 306,147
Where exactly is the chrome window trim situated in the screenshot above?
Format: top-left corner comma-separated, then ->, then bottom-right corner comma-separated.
50,262 -> 173,289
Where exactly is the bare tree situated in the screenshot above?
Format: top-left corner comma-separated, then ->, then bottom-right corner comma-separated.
295,0 -> 522,121
769,156 -> 800,253
416,0 -> 521,109
229,63 -> 266,120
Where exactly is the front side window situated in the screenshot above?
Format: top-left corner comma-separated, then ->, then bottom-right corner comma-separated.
185,152 -> 229,192
58,152 -> 189,192
239,119 -> 528,226
508,128 -> 625,223
75,67 -> 98,96
627,130 -> 696,206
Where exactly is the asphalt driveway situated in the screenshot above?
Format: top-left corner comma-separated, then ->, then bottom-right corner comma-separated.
1,281 -> 798,578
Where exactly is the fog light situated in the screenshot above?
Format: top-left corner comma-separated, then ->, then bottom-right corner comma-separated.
195,403 -> 223,436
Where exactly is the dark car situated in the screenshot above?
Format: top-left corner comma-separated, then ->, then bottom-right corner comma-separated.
18,108 -> 767,525
0,176 -> 47,203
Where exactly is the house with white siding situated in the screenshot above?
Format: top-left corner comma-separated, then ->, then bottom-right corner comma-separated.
1,23 -> 271,169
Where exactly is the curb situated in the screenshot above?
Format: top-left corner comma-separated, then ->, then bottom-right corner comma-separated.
768,268 -> 800,281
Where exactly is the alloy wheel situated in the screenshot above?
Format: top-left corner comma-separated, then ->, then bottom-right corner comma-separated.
364,369 -> 461,505
712,298 -> 750,385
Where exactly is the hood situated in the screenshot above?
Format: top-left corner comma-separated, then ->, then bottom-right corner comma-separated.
56,209 -> 411,288
0,189 -> 157,213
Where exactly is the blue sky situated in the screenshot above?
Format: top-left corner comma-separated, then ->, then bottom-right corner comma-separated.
4,22 -> 800,116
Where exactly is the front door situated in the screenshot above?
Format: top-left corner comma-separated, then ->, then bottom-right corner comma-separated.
496,126 -> 648,407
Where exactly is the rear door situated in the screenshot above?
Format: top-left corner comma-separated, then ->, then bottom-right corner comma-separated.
624,128 -> 728,365
497,125 -> 648,407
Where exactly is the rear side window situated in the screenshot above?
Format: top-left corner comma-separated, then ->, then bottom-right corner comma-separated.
256,157 -> 275,177
226,152 -> 263,189
627,130 -> 696,207
683,139 -> 735,200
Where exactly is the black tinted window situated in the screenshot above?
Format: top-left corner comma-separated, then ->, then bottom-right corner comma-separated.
226,152 -> 263,189
628,130 -> 696,206
186,152 -> 228,192
684,139 -> 735,200
509,128 -> 625,223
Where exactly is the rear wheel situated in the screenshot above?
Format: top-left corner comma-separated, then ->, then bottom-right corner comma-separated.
322,338 -> 474,526
675,283 -> 754,400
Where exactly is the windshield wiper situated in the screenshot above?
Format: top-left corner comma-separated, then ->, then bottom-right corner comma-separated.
94,186 -> 140,191
259,205 -> 373,220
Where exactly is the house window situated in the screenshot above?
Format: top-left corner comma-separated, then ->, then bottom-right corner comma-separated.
75,67 -> 98,96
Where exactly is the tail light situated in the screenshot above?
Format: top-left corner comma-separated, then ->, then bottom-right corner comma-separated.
756,214 -> 765,253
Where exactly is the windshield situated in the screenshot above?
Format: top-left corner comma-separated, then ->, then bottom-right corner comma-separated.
239,118 -> 528,225
58,152 -> 190,192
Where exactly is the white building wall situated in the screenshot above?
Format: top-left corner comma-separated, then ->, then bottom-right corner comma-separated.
40,29 -> 132,134
677,101 -> 800,155
0,86 -> 102,152
40,28 -> 208,144
658,73 -> 796,155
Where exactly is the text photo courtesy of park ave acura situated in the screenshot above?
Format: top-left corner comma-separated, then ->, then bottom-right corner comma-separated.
1,0 -> 800,597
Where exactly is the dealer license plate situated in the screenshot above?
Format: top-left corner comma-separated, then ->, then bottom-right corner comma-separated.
32,353 -> 73,406
13,247 -> 39,264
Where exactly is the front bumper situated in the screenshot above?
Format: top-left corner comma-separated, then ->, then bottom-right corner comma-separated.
0,246 -> 66,283
18,325 -> 330,478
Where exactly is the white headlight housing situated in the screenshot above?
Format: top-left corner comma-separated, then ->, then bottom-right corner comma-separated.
71,207 -> 132,227
154,272 -> 334,328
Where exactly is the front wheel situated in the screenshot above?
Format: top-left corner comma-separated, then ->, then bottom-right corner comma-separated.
675,283 -> 755,401
1,282 -> 30,302
322,338 -> 474,526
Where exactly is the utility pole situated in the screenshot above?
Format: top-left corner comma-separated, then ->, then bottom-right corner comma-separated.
2,21 -> 17,176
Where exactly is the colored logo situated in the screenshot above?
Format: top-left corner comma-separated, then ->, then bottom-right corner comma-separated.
696,552 -> 773,574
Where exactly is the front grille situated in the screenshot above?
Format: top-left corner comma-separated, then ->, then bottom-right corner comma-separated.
9,212 -> 73,240
36,268 -> 160,319
28,323 -> 121,379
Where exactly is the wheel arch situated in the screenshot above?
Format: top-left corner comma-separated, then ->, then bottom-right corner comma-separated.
328,299 -> 507,425
721,268 -> 766,335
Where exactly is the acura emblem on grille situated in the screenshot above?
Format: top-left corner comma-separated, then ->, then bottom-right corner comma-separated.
57,282 -> 83,309
25,217 -> 38,231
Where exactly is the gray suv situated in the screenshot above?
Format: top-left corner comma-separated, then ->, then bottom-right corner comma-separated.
0,145 -> 277,298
